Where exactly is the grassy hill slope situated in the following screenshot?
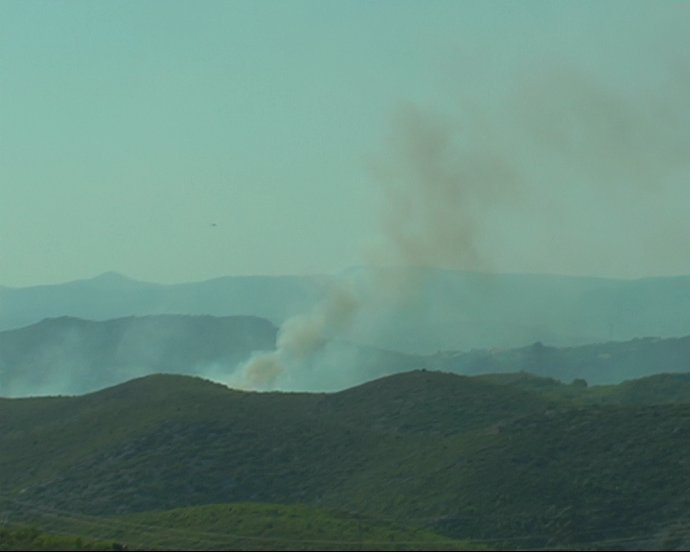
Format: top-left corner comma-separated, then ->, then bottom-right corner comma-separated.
9,503 -> 481,551
4,312 -> 690,399
0,525 -> 113,551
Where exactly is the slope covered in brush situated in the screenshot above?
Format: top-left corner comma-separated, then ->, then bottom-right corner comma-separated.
4,370 -> 690,548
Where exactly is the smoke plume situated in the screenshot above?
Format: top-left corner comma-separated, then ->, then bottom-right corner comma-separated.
235,63 -> 690,390
235,103 -> 518,389
236,282 -> 360,389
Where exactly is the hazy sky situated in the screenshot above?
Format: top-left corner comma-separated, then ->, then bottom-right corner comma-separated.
1,1 -> 689,286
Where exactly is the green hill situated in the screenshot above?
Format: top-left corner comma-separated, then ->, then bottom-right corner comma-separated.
10,503 -> 480,551
476,370 -> 690,406
0,525 -> 112,551
3,371 -> 690,549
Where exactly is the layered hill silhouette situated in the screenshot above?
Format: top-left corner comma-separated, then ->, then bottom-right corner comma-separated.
0,272 -> 326,333
433,335 -> 690,385
4,269 -> 690,354
2,312 -> 690,396
0,315 -> 276,396
0,314 -> 425,397
4,370 -> 690,549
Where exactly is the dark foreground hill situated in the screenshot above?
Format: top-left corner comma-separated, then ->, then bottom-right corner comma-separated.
3,371 -> 690,549
1,504 -> 478,551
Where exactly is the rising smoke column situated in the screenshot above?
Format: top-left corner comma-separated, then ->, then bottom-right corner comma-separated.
237,105 -> 517,389
369,102 -> 521,272
239,281 -> 360,389
237,64 -> 690,390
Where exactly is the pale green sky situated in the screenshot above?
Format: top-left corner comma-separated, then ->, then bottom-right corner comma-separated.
1,1 -> 689,286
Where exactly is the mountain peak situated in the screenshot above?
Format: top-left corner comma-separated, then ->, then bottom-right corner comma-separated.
82,271 -> 144,288
92,271 -> 131,282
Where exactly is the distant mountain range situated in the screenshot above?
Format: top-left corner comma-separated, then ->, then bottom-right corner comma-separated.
0,271 -> 326,332
4,370 -> 690,549
432,335 -> 690,385
2,312 -> 690,397
3,269 -> 690,354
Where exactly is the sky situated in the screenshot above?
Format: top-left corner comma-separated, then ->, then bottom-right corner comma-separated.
1,0 -> 689,287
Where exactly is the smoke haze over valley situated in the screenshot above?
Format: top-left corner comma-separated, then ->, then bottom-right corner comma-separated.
2,1 -> 690,550
2,2 -> 689,392
3,271 -> 690,396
